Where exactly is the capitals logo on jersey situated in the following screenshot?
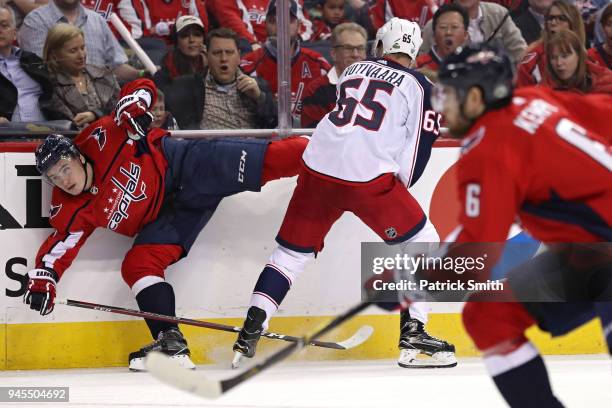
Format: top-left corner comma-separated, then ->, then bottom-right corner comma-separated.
106,162 -> 148,230
248,9 -> 267,25
89,127 -> 107,151
49,204 -> 62,219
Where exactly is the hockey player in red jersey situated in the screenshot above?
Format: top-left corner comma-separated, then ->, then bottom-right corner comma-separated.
369,0 -> 439,28
240,0 -> 331,123
23,78 -> 309,371
421,45 -> 612,407
122,0 -> 209,42
207,0 -> 313,47
233,18 -> 456,370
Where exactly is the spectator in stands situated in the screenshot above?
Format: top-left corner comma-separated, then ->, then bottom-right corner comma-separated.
546,28 -> 612,93
301,22 -> 366,128
416,3 -> 470,72
369,0 -> 436,29
420,0 -> 527,64
17,0 -> 141,81
114,0 -> 208,45
0,5 -> 53,124
592,0 -> 611,47
4,0 -> 46,28
516,0 -> 585,87
151,89 -> 179,130
311,0 -> 346,41
588,2 -> 611,69
154,15 -> 207,88
512,0 -> 554,45
207,0 -> 313,51
80,0 -> 169,66
41,23 -> 120,128
485,0 -> 525,13
163,28 -> 277,130
342,0 -> 373,36
241,0 -> 331,124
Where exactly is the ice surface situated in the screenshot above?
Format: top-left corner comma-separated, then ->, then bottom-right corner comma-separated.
1,356 -> 610,407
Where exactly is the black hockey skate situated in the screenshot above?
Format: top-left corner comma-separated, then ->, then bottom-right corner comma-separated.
398,318 -> 457,368
129,328 -> 195,372
231,306 -> 267,369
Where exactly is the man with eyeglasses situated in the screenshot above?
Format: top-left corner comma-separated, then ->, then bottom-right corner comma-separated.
301,22 -> 367,128
416,3 -> 470,72
420,0 -> 527,64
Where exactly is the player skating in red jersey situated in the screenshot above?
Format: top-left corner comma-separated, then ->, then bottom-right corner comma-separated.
427,44 -> 612,407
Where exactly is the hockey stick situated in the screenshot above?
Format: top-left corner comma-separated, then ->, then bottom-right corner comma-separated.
145,301 -> 371,399
56,298 -> 373,351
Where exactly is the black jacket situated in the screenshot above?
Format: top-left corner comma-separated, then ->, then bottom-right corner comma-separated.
161,70 -> 278,130
512,8 -> 542,46
0,49 -> 54,120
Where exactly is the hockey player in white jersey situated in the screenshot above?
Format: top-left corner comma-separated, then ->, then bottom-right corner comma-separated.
233,18 -> 456,369
369,16 -> 455,369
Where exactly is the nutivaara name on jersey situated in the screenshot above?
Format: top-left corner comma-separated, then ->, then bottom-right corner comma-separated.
107,162 -> 147,230
342,62 -> 406,88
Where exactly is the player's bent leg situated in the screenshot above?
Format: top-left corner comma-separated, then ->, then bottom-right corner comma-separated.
233,245 -> 314,365
122,244 -> 195,371
463,302 -> 563,407
232,170 -> 340,367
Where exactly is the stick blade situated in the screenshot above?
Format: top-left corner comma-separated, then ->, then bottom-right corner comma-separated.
146,352 -> 222,399
335,325 -> 374,349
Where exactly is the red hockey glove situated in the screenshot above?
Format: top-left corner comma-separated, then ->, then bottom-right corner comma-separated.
114,90 -> 154,140
23,268 -> 58,316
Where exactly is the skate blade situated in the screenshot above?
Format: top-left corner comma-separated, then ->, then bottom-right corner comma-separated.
130,354 -> 196,372
398,351 -> 457,369
231,351 -> 244,369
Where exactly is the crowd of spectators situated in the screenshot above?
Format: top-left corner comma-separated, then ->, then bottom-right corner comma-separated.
0,0 -> 610,135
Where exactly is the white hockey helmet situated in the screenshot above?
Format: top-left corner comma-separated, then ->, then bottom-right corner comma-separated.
380,18 -> 423,60
372,17 -> 401,57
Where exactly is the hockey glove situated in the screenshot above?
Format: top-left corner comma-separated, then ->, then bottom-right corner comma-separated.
114,91 -> 154,140
24,268 -> 58,316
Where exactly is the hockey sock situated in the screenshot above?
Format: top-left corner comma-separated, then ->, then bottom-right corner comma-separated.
135,281 -> 178,339
251,265 -> 292,329
407,302 -> 429,324
490,354 -> 563,407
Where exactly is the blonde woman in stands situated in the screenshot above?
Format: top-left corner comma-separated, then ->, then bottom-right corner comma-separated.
42,23 -> 120,128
